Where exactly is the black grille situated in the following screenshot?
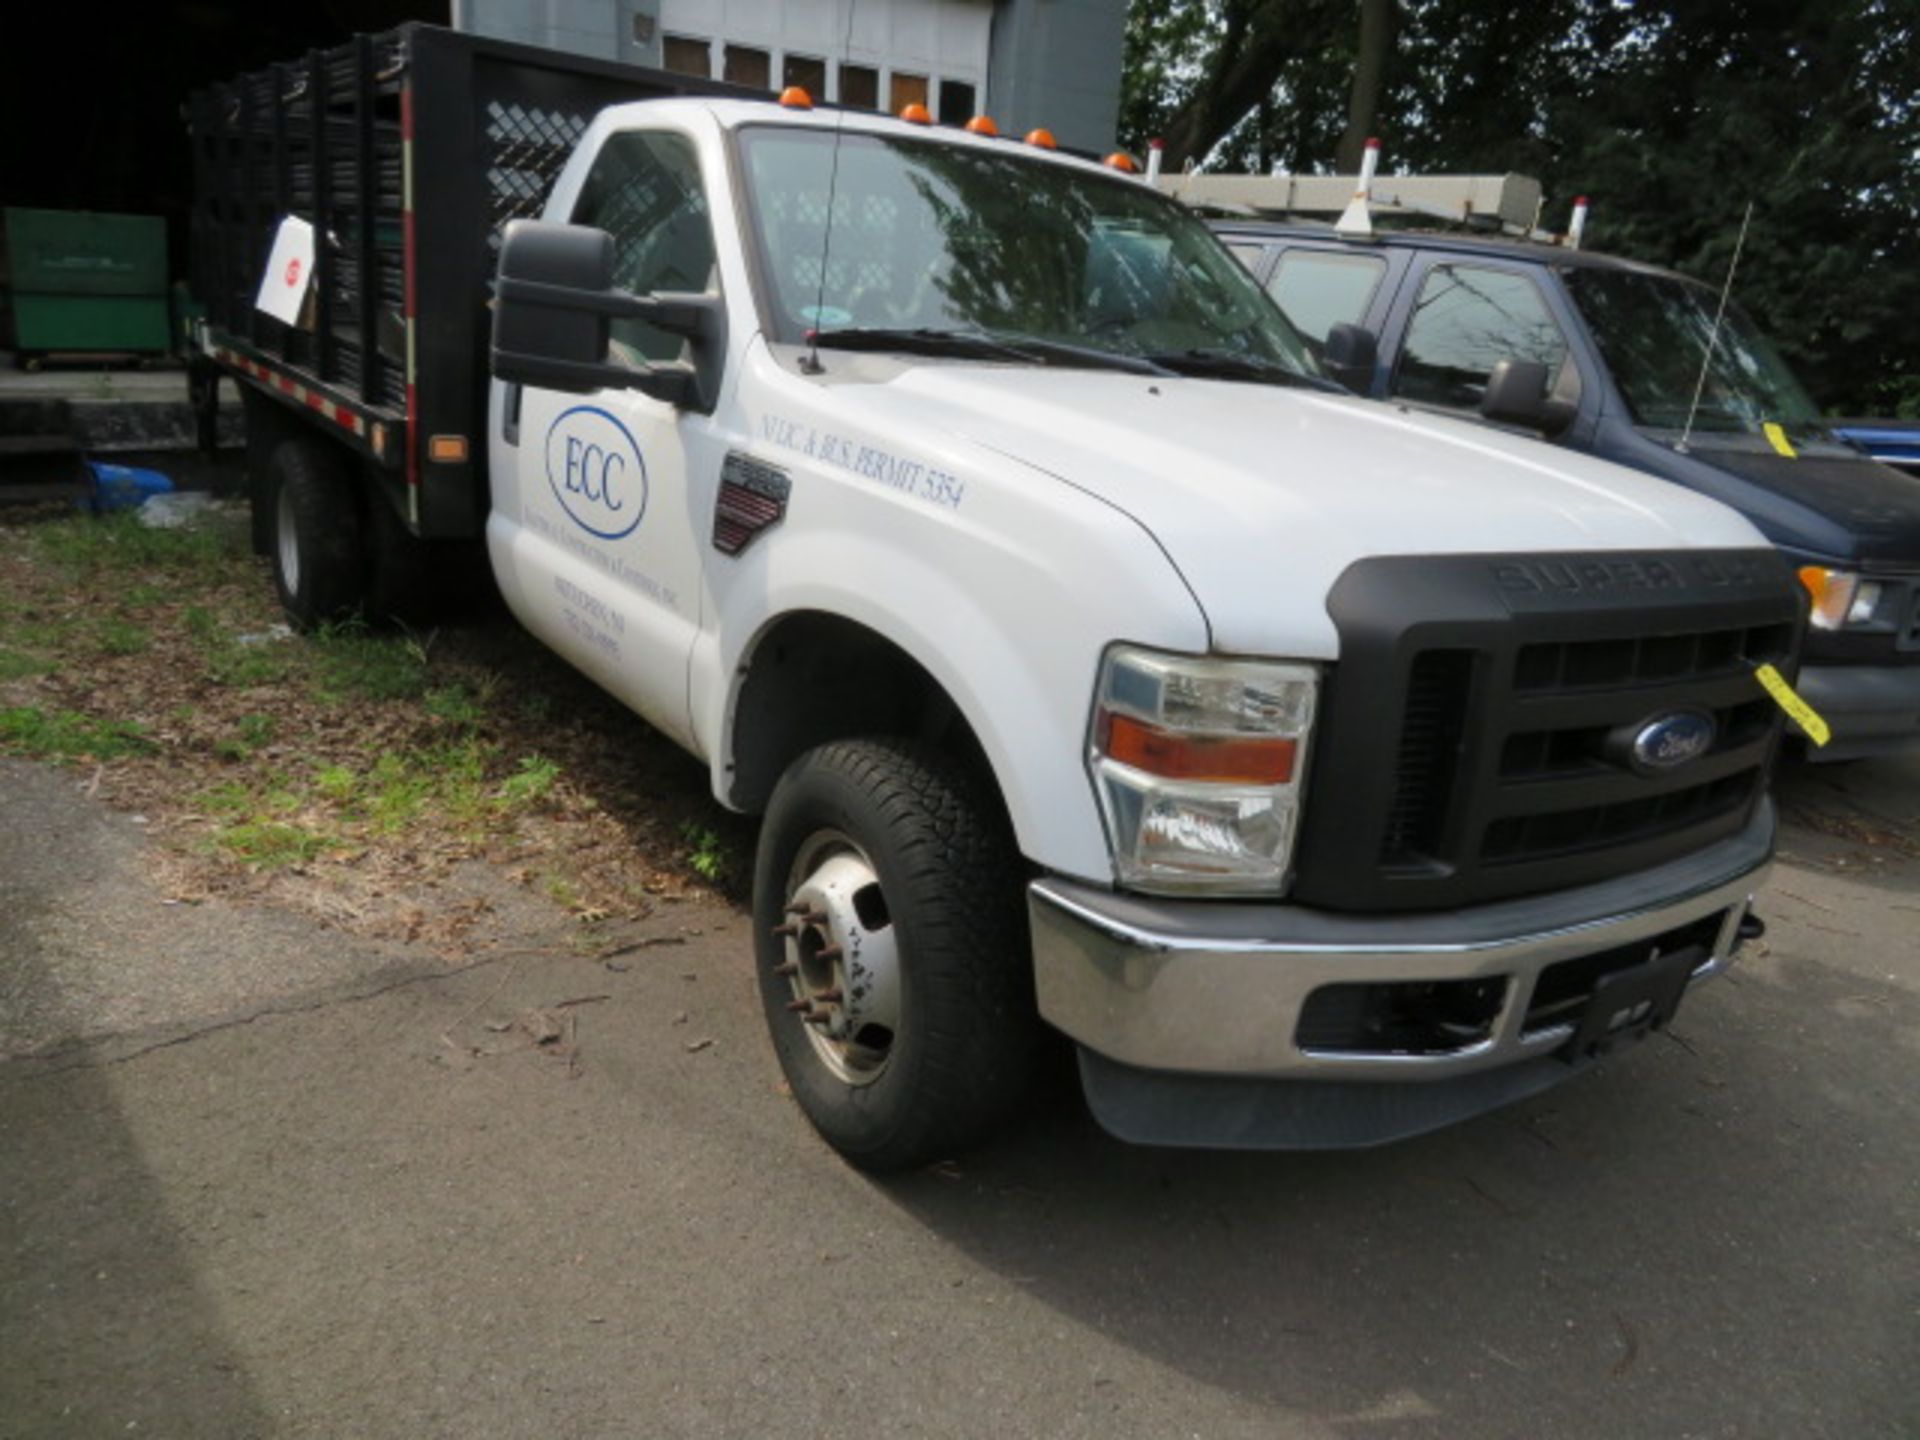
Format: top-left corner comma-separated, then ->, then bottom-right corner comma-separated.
1380,650 -> 1474,867
1294,550 -> 1803,912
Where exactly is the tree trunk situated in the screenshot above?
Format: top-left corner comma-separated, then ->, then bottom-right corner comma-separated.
1158,0 -> 1347,171
1335,0 -> 1397,172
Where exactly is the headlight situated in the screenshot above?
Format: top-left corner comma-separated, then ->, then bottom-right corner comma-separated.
1088,646 -> 1318,896
1797,566 -> 1883,630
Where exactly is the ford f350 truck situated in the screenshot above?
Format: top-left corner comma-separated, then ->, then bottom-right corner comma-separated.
189,25 -> 1801,1170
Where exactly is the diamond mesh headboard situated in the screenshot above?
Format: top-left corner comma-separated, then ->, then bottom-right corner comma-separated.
483,100 -> 594,252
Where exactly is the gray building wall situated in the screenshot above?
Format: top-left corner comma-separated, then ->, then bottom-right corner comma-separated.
987,0 -> 1125,154
455,0 -> 1126,152
454,0 -> 665,65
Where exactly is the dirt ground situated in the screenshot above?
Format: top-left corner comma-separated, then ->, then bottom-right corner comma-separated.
2,503 -> 1916,1438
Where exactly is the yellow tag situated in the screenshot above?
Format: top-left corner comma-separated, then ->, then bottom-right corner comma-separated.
1763,422 -> 1798,458
1755,663 -> 1830,746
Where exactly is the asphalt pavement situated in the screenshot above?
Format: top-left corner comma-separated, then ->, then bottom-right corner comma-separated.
2,754 -> 1915,1439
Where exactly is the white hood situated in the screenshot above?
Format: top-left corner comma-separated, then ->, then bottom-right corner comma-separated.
852,366 -> 1768,655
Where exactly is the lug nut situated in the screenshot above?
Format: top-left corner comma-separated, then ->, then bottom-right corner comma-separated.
813,944 -> 843,963
785,997 -> 814,1013
771,921 -> 799,938
772,960 -> 799,977
815,988 -> 843,1005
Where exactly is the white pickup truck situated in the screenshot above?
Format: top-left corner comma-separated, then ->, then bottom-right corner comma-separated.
190,25 -> 1799,1169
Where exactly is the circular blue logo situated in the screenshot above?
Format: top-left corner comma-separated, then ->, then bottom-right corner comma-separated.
1630,710 -> 1717,773
545,405 -> 647,540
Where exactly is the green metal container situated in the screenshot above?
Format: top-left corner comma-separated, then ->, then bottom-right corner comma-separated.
4,208 -> 171,359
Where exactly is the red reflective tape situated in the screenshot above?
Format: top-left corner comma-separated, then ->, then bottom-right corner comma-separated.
277,375 -> 296,395
305,390 -> 326,412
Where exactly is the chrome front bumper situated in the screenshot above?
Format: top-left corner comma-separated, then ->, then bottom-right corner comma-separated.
1030,803 -> 1772,1084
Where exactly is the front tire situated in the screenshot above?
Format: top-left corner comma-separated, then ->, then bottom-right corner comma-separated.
754,740 -> 1038,1172
268,438 -> 366,631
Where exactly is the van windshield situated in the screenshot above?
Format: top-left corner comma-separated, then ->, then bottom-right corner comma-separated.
1565,268 -> 1825,439
736,125 -> 1318,379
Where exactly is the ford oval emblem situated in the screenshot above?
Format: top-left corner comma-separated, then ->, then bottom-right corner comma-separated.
545,405 -> 647,540
1630,710 -> 1717,773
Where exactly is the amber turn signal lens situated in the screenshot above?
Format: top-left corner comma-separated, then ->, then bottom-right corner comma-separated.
428,434 -> 468,463
1103,712 -> 1296,785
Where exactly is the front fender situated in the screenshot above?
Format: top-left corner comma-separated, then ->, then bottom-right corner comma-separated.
690,452 -> 1207,883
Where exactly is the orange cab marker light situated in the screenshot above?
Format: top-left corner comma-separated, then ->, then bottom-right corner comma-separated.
1104,712 -> 1296,785
964,114 -> 999,137
1797,566 -> 1831,605
779,86 -> 813,110
1025,127 -> 1057,149
899,103 -> 932,125
1104,151 -> 1140,173
429,434 -> 469,464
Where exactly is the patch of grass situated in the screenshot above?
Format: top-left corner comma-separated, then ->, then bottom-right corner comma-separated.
496,753 -> 560,811
311,622 -> 432,703
0,647 -> 56,680
211,714 -> 277,762
313,765 -> 358,803
424,682 -> 486,730
94,617 -> 150,656
207,644 -> 294,689
30,511 -> 232,581
0,707 -> 152,760
210,820 -> 331,869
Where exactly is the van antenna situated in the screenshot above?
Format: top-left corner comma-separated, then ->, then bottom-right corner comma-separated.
1677,200 -> 1754,454
800,0 -> 861,376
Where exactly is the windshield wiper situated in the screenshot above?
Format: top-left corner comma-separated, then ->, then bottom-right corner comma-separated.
808,326 -> 1173,376
1142,347 -> 1347,393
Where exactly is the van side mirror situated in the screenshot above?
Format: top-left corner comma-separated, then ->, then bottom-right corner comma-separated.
1321,323 -> 1378,394
490,219 -> 726,414
1481,358 -> 1574,435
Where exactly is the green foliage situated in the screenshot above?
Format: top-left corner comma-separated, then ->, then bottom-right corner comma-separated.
680,821 -> 732,883
1123,0 -> 1920,413
0,707 -> 153,760
210,820 -> 331,869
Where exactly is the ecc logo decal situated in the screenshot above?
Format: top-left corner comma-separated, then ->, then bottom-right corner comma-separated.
545,406 -> 648,540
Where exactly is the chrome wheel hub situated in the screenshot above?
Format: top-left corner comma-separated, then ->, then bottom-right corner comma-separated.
776,830 -> 901,1085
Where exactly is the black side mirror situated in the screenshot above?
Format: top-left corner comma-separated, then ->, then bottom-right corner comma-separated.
490,219 -> 726,413
1321,323 -> 1378,394
1480,358 -> 1575,435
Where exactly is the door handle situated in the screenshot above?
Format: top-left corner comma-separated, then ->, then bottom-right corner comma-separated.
502,381 -> 522,447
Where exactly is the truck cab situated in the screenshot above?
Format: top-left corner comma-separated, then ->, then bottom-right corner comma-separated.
1213,221 -> 1920,760
191,27 -> 1803,1170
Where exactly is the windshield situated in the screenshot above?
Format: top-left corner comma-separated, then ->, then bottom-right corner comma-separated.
736,125 -> 1318,376
1565,268 -> 1825,439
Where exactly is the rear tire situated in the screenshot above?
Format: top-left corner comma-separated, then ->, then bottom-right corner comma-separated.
754,739 -> 1038,1172
269,438 -> 366,631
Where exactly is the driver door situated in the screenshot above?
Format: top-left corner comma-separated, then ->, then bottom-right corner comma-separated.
492,128 -> 721,750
